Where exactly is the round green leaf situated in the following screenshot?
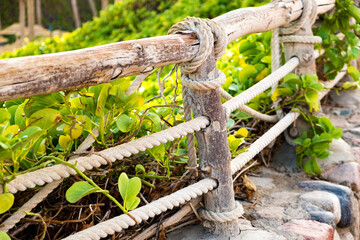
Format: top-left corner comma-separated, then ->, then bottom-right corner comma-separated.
27,108 -> 62,130
0,231 -> 11,240
66,181 -> 98,203
116,114 -> 134,133
0,193 -> 14,214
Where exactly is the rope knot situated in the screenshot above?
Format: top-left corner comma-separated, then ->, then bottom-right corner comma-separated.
199,201 -> 244,223
168,17 -> 227,74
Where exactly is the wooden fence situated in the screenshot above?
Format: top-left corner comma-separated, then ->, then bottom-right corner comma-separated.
0,0 -> 344,239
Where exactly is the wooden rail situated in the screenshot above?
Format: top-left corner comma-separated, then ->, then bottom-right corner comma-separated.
0,0 -> 335,102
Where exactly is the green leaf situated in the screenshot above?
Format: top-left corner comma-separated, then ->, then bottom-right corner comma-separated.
347,5 -> 360,23
304,160 -> 315,175
347,66 -> 360,81
95,83 -> 112,118
24,93 -> 63,117
146,144 -> 165,161
331,128 -> 343,139
228,135 -> 244,153
304,90 -> 319,112
317,150 -> 331,159
284,73 -> 301,85
135,164 -> 146,175
69,123 -> 83,139
66,181 -> 98,203
234,128 -> 249,138
0,231 -> 11,240
312,159 -> 322,174
126,197 -> 141,211
0,193 -> 14,214
271,88 -> 293,101
15,102 -> 26,129
59,135 -> 71,151
146,112 -> 161,125
27,108 -> 62,130
118,173 -> 142,210
0,109 -> 10,124
317,117 -> 335,133
116,114 -> 134,133
312,133 -> 332,144
238,65 -> 257,80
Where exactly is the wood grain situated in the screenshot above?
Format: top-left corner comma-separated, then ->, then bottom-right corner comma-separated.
0,0 -> 335,102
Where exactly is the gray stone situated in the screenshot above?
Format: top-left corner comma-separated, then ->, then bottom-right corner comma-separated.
238,229 -> 287,240
271,141 -> 301,173
337,227 -> 355,240
249,176 -> 275,190
321,162 -> 360,192
317,139 -> 355,170
299,191 -> 341,224
329,88 -> 360,109
253,207 -> 284,221
298,180 -> 353,228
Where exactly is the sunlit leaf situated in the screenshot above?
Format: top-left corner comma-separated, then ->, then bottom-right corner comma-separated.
66,181 -> 98,203
0,193 -> 14,214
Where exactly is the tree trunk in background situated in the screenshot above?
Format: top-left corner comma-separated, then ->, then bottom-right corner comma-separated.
88,0 -> 98,17
19,0 -> 26,44
101,0 -> 108,10
36,0 -> 41,26
27,0 -> 35,40
71,0 -> 81,29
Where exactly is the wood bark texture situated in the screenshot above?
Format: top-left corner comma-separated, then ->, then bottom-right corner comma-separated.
283,19 -> 317,75
186,52 -> 238,235
88,0 -> 98,17
36,0 -> 41,26
19,0 -> 25,44
27,0 -> 35,40
0,0 -> 335,102
71,0 -> 81,29
101,0 -> 108,10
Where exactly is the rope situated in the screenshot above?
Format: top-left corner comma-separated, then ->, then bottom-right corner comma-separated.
168,17 -> 227,169
0,180 -> 61,232
220,89 -> 278,123
199,201 -> 243,223
125,72 -> 151,95
63,178 -> 217,240
223,57 -> 300,114
2,116 -> 209,194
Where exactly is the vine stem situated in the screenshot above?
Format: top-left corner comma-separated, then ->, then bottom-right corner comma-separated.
41,156 -> 139,224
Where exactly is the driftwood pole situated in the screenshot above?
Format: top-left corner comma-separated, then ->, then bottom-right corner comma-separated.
88,0 -> 98,17
36,0 -> 41,26
71,0 -> 81,29
27,0 -> 35,40
101,0 -> 108,10
19,0 -> 26,44
185,49 -> 239,235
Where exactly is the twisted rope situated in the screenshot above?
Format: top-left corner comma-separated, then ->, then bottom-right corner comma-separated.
0,180 -> 61,232
63,178 -> 217,240
199,201 -> 244,223
220,89 -> 278,123
169,17 -> 227,169
3,117 -> 209,194
223,57 -> 300,114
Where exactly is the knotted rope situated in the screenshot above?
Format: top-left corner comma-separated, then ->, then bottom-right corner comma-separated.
271,0 -> 321,145
169,17 -> 245,224
168,17 -> 227,169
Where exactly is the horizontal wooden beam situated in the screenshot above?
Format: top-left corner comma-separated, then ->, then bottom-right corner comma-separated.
0,0 -> 335,102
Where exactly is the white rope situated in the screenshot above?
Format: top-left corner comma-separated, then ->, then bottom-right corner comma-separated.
62,178 -> 217,240
220,89 -> 278,123
0,180 -> 61,232
223,57 -> 300,114
125,72 -> 152,95
2,116 -> 209,194
199,201 -> 243,223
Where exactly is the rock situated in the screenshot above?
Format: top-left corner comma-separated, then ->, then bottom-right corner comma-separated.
166,224 -> 287,240
253,207 -> 284,221
333,230 -> 340,240
325,115 -> 351,129
353,147 -> 360,163
301,203 -> 335,226
238,229 -> 287,240
317,139 -> 355,170
299,191 -> 341,224
337,227 -> 355,240
321,162 -> 360,192
329,89 -> 360,109
249,176 -> 275,190
280,220 -> 334,240
271,141 -> 300,173
298,180 -> 353,227
348,114 -> 360,124
268,191 -> 300,206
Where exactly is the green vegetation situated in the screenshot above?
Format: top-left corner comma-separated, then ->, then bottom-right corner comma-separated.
0,1 -> 359,236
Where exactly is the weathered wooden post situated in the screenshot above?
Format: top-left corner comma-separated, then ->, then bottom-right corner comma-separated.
169,18 -> 242,236
27,0 -> 35,40
36,0 -> 41,26
71,0 -> 81,29
19,0 -> 26,44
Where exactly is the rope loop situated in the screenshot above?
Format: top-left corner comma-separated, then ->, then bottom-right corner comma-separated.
168,17 -> 227,74
199,201 -> 244,223
181,70 -> 226,91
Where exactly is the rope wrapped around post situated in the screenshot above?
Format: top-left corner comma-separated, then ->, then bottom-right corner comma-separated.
169,17 -> 243,233
271,0 -> 322,145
